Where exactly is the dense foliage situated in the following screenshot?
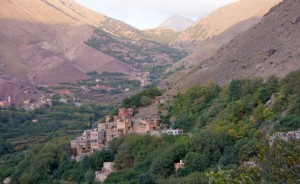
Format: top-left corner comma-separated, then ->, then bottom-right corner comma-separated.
0,137 -> 13,156
0,103 -> 112,182
2,70 -> 300,183
122,87 -> 162,109
168,74 -> 300,133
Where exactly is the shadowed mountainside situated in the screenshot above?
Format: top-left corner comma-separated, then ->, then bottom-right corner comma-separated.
161,0 -> 300,94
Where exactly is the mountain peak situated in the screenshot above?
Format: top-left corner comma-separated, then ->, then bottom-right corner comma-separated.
157,14 -> 195,32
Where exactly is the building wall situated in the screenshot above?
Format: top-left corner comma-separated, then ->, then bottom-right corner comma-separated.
103,162 -> 117,172
118,108 -> 134,119
95,162 -> 117,182
175,160 -> 185,171
269,130 -> 300,145
116,119 -> 132,133
0,101 -> 11,108
164,129 -> 184,135
98,123 -> 107,130
134,123 -> 148,134
106,129 -> 119,142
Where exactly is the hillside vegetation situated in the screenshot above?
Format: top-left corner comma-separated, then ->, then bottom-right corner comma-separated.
0,102 -> 113,182
86,28 -> 187,68
4,70 -> 300,184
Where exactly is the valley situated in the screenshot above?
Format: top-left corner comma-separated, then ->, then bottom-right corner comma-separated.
0,0 -> 187,105
1,0 -> 300,183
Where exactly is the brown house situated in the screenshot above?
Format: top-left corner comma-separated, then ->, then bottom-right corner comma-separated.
0,96 -> 11,108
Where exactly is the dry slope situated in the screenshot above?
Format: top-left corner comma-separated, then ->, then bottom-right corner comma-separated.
0,0 -> 134,86
170,0 -> 283,53
0,0 -> 136,102
162,0 -> 300,93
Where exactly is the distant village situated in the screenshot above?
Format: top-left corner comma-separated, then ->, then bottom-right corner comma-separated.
132,71 -> 151,87
0,94 -> 54,111
70,107 -> 183,183
0,70 -> 152,111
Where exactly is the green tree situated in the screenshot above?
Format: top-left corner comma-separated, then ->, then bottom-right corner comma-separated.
0,137 -> 13,156
229,80 -> 243,101
138,173 -> 156,184
150,155 -> 174,178
241,140 -> 300,183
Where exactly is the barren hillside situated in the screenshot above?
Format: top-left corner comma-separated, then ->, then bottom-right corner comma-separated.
0,0 -> 134,86
0,0 -> 187,102
170,0 -> 282,53
161,0 -> 300,93
167,16 -> 260,72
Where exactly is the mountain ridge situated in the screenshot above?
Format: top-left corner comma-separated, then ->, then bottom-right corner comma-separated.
161,0 -> 300,93
170,0 -> 283,52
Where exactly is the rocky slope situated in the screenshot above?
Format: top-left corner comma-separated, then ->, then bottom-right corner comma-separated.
161,0 -> 300,93
157,14 -> 195,32
170,0 -> 283,53
167,16 -> 260,72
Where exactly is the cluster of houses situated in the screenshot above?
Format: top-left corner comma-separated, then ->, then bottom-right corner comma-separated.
71,108 -> 178,161
70,107 -> 183,181
132,71 -> 151,87
23,95 -> 53,111
269,129 -> 300,145
0,94 -> 55,111
0,96 -> 11,108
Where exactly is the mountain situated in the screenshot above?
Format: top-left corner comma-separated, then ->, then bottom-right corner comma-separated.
160,0 -> 300,94
163,0 -> 283,91
0,0 -> 186,103
0,0 -> 133,101
157,14 -> 195,32
85,24 -> 187,70
166,16 -> 260,72
170,0 -> 283,52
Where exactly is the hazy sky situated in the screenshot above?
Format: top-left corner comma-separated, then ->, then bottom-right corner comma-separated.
75,0 -> 236,30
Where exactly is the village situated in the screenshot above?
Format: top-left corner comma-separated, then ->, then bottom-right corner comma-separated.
70,107 -> 184,183
0,94 -> 57,111
0,70 -> 152,112
3,92 -> 300,183
132,71 -> 151,87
